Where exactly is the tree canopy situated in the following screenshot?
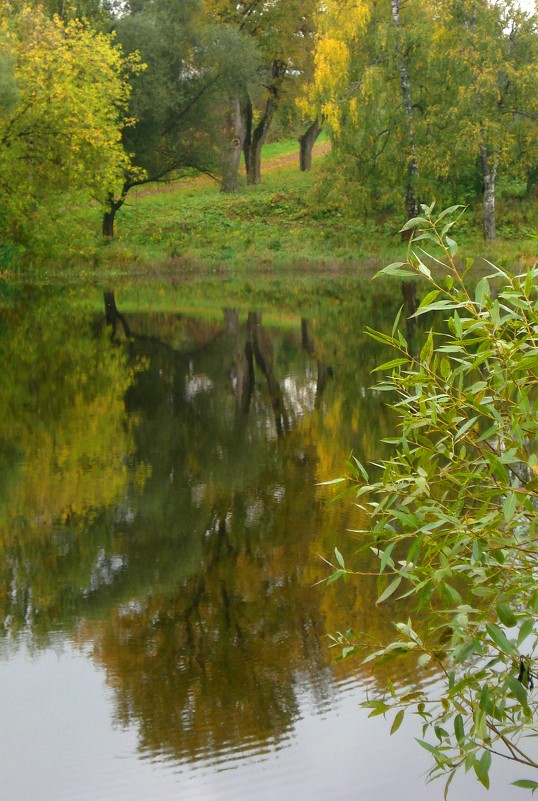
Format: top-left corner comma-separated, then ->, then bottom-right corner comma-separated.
307,0 -> 538,238
0,4 -> 140,251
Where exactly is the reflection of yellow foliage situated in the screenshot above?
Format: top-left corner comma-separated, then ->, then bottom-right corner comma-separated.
13,397 -> 147,529
0,301 -> 149,541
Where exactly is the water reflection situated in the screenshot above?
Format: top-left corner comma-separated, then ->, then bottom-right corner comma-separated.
0,285 -> 446,797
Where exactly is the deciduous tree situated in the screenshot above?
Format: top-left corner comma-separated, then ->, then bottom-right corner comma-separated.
0,4 -> 138,251
423,0 -> 538,240
206,0 -> 318,188
103,0 -> 259,234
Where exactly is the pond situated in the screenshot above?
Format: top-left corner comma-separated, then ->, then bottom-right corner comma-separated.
0,282 -> 521,800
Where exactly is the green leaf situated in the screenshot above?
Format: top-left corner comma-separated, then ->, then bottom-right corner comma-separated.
350,455 -> 369,482
440,356 -> 451,379
505,674 -> 529,707
363,700 -> 390,717
400,216 -> 429,232
415,256 -> 432,279
452,310 -> 462,337
416,738 -> 443,758
413,299 -> 465,317
517,619 -> 534,647
372,358 -> 410,372
334,547 -> 345,569
444,770 -> 457,801
390,709 -> 405,735
474,277 -> 490,306
418,289 -> 440,310
376,576 -> 402,604
445,236 -> 458,256
512,779 -> 538,792
503,492 -> 518,522
474,750 -> 491,789
452,639 -> 478,664
496,603 -> 517,628
455,415 -> 478,441
326,569 -> 346,585
391,305 -> 404,337
454,714 -> 464,743
420,331 -> 434,365
379,542 -> 396,573
486,623 -> 517,657
375,262 -> 416,278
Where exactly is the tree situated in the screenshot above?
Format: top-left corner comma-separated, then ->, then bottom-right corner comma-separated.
328,204 -> 538,793
423,0 -> 538,241
308,0 -> 428,225
206,0 -> 318,187
0,5 -> 138,250
308,0 -> 538,238
298,115 -> 323,172
102,0 -> 259,234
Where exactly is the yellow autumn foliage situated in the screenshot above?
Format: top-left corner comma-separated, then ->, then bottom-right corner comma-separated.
300,0 -> 371,126
0,4 -> 143,243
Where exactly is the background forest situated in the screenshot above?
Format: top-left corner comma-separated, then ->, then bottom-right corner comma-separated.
1,0 -> 538,270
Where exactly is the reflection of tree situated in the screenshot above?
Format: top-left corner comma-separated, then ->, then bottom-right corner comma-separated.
301,317 -> 332,406
85,491 -> 332,761
248,312 -> 289,435
80,300 -> 426,763
0,289 -> 144,638
0,290 -> 436,767
104,290 -> 131,339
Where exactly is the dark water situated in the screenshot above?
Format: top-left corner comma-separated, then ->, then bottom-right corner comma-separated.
0,285 -> 519,800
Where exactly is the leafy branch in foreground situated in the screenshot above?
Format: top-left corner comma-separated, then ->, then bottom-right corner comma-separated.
329,202 -> 538,795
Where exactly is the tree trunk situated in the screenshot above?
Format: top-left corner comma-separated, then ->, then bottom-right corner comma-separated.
246,60 -> 286,185
102,207 -> 117,238
102,190 -> 127,238
481,142 -> 497,241
390,0 -> 419,229
221,97 -> 248,193
525,164 -> 538,197
243,96 -> 253,180
298,117 -> 323,172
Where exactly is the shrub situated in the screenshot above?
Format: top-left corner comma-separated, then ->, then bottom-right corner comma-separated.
329,203 -> 538,794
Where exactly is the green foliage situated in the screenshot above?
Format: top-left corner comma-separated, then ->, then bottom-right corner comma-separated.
329,203 -> 538,792
116,0 -> 259,178
0,5 -> 139,256
3,134 -> 538,276
309,0 -> 538,236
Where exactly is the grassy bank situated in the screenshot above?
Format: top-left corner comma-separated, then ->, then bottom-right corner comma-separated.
6,137 -> 538,282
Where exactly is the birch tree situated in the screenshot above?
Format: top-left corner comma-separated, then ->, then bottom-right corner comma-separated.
309,0 -> 429,225
424,0 -> 538,240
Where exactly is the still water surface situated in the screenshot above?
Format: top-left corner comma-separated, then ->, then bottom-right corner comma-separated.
0,284 -> 521,800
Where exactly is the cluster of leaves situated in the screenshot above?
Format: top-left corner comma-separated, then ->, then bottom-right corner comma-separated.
0,4 -> 141,257
308,0 -> 538,235
329,204 -> 538,794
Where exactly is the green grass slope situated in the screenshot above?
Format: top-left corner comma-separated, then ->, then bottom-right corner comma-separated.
8,137 -> 538,280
